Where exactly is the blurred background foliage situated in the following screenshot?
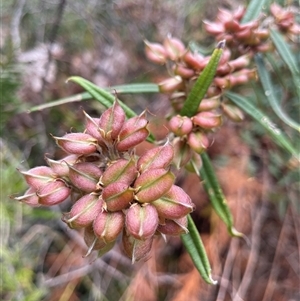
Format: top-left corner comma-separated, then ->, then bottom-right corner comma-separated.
1,0 -> 299,300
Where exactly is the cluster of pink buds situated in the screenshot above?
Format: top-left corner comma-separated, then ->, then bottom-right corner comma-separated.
145,37 -> 248,168
204,6 -> 272,54
14,102 -> 195,262
270,3 -> 300,38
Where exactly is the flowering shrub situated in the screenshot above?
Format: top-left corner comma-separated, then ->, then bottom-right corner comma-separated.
14,0 -> 299,285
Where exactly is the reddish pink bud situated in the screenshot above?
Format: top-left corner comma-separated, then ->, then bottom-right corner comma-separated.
192,111 -> 223,130
20,166 -> 56,189
93,211 -> 125,243
203,20 -> 225,35
182,51 -> 205,70
53,133 -> 97,155
134,168 -> 175,203
13,187 -> 40,207
45,154 -> 78,177
100,158 -> 138,186
37,179 -> 71,206
228,55 -> 250,71
68,162 -> 102,193
122,229 -> 153,263
126,204 -> 158,240
174,65 -> 194,78
232,6 -> 245,21
221,103 -> 244,122
158,76 -> 183,93
83,225 -> 115,257
98,101 -> 125,141
217,63 -> 232,76
235,28 -> 252,41
187,131 -> 210,154
214,76 -> 231,89
102,182 -> 134,212
62,193 -> 103,228
172,137 -> 193,169
163,36 -> 186,60
84,112 -> 106,147
144,40 -> 167,64
168,115 -> 193,136
116,112 -> 149,152
152,185 -> 194,219
224,19 -> 241,32
157,216 -> 188,236
197,96 -> 221,112
137,144 -> 174,172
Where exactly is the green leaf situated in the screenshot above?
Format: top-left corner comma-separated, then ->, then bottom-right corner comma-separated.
28,83 -> 159,113
241,0 -> 269,24
225,91 -> 299,158
255,54 -> 300,133
180,41 -> 224,117
181,214 -> 217,285
67,76 -> 138,118
269,28 -> 300,99
200,152 -> 242,237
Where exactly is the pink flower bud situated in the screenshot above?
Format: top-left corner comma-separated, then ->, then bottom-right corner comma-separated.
172,137 -> 193,169
232,6 -> 245,21
20,166 -> 56,189
163,36 -> 186,60
203,20 -> 225,35
13,187 -> 40,207
168,115 -> 193,136
174,65 -> 194,78
152,185 -> 194,220
83,112 -> 106,147
228,55 -> 251,71
122,229 -> 153,263
100,158 -> 138,186
144,40 -> 167,64
125,203 -> 158,240
62,193 -> 103,228
197,96 -> 221,112
187,131 -> 210,154
214,76 -> 231,89
93,211 -> 125,243
192,111 -> 222,130
158,76 -> 183,93
37,179 -> 71,206
45,154 -> 78,177
102,182 -> 134,212
221,103 -> 244,122
68,162 -> 102,193
182,51 -> 205,70
224,19 -> 241,32
134,168 -> 175,203
157,216 -> 188,236
98,101 -> 125,141
53,133 -> 98,155
137,144 -> 174,173
116,112 -> 149,152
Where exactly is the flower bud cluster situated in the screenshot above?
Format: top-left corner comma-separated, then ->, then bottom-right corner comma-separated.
204,7 -> 272,54
270,3 -> 300,38
14,102 -> 195,262
145,37 -> 247,168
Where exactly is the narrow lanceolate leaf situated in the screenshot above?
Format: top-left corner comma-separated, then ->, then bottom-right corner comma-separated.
255,55 -> 300,133
225,91 -> 298,158
67,76 -> 137,118
200,152 -> 242,237
241,0 -> 268,24
269,28 -> 300,99
180,41 -> 225,117
181,214 -> 217,285
28,83 -> 159,113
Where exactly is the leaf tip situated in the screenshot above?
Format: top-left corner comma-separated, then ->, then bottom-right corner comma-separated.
217,40 -> 226,49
